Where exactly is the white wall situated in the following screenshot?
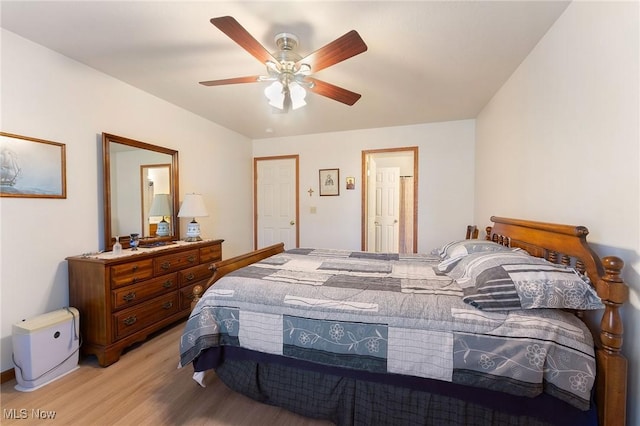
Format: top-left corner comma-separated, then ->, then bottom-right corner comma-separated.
475,2 -> 639,424
0,28 -> 476,375
253,120 -> 476,253
0,30 -> 255,372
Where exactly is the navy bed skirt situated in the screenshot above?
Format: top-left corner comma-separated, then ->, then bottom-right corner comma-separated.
193,346 -> 597,426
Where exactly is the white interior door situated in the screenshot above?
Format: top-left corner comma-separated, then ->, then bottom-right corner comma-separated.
375,167 -> 400,252
256,157 -> 298,250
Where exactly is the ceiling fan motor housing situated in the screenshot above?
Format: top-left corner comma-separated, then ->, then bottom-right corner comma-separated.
272,33 -> 303,73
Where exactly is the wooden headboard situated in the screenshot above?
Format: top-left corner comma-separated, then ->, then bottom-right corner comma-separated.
485,216 -> 628,426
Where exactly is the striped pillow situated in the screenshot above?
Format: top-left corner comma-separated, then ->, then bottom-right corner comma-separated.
447,251 -> 603,311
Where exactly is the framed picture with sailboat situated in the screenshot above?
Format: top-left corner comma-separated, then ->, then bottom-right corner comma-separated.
0,132 -> 67,198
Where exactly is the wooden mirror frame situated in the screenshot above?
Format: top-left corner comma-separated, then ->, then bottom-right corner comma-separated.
102,133 -> 179,250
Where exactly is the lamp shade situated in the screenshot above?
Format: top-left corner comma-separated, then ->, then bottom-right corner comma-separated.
148,194 -> 172,217
264,81 -> 307,111
264,81 -> 285,109
178,193 -> 209,218
289,81 -> 307,110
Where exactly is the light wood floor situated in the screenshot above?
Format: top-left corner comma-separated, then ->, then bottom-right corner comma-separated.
1,322 -> 333,425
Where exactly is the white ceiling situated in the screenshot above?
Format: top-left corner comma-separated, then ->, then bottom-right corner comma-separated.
1,1 -> 570,140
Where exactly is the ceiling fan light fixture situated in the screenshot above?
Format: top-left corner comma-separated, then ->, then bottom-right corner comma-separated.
296,63 -> 312,75
265,60 -> 280,74
265,81 -> 285,109
289,81 -> 307,110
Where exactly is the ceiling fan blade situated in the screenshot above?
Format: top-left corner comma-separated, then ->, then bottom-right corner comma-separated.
296,30 -> 367,73
199,76 -> 261,86
307,78 -> 362,106
211,16 -> 279,67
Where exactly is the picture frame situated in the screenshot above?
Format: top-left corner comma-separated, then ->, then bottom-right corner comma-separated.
346,176 -> 355,190
0,132 -> 67,198
319,168 -> 339,196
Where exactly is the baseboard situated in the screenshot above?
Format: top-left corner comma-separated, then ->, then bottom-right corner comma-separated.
1,368 -> 16,384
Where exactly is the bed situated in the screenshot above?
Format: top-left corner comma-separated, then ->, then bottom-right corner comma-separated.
179,217 -> 628,426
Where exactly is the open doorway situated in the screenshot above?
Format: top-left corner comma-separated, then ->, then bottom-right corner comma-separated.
361,147 -> 418,253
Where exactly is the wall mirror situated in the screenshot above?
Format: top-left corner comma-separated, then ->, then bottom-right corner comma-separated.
102,133 -> 179,250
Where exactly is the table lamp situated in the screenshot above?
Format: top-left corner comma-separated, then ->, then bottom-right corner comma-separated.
148,193 -> 172,237
178,193 -> 209,242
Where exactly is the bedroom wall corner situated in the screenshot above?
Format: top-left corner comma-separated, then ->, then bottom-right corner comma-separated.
474,2 -> 640,424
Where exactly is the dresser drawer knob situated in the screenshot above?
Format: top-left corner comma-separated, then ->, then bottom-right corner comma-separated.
161,261 -> 170,270
187,255 -> 196,263
123,316 -> 137,326
185,273 -> 195,281
163,280 -> 173,288
132,265 -> 138,272
162,301 -> 173,310
122,292 -> 136,302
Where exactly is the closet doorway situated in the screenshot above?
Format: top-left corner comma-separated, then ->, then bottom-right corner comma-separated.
361,147 -> 418,253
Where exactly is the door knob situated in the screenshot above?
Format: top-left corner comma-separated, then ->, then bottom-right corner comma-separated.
290,220 -> 295,225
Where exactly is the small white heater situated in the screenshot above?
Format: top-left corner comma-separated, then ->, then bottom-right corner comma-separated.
12,307 -> 80,392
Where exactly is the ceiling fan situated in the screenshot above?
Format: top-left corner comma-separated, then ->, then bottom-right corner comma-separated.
199,16 -> 368,111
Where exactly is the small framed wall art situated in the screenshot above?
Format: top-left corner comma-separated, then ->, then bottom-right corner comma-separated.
346,177 -> 355,190
0,132 -> 67,198
319,168 -> 339,196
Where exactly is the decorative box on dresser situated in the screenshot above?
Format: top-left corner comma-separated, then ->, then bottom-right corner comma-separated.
67,239 -> 223,367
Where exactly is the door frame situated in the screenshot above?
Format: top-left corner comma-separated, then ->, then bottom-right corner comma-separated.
253,155 -> 300,250
361,147 -> 418,252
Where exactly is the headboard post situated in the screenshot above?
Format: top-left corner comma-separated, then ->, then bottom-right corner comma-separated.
484,226 -> 492,240
595,256 -> 628,426
598,256 -> 627,353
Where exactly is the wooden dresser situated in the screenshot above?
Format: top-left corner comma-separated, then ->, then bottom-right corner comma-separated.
67,239 -> 223,366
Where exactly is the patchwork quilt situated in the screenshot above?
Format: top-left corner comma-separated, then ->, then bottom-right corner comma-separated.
179,248 -> 597,410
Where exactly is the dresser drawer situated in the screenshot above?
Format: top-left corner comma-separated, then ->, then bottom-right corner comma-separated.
154,249 -> 199,275
200,244 -> 222,263
110,259 -> 154,288
178,263 -> 213,288
111,273 -> 178,310
113,293 -> 179,340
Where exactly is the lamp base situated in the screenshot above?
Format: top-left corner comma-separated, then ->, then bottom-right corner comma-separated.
184,219 -> 202,242
155,219 -> 170,237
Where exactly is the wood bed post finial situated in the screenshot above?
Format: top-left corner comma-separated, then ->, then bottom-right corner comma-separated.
598,256 -> 627,353
485,226 -> 492,241
191,285 -> 204,310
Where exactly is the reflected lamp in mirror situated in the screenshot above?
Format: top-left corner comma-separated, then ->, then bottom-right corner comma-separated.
148,194 -> 172,237
178,193 -> 209,242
